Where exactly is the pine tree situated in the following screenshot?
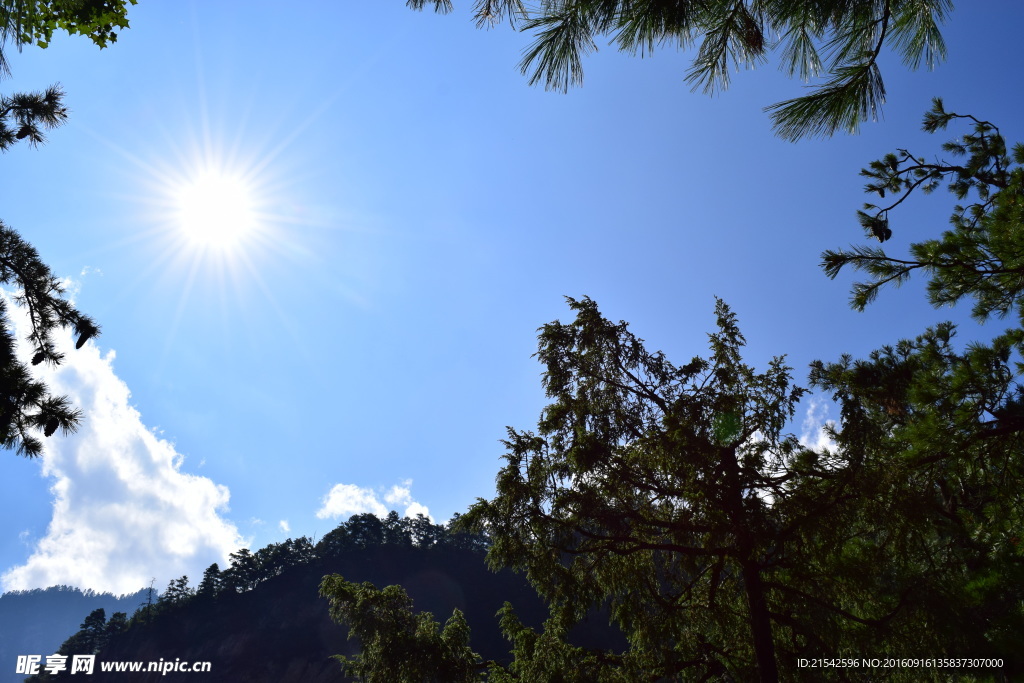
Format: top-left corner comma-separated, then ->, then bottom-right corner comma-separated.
57,607 -> 107,654
823,98 -> 1024,326
454,297 -> 831,681
807,324 -> 1024,666
196,562 -> 223,599
812,99 -> 1024,674
0,1 -> 137,457
408,0 -> 953,140
0,83 -> 67,148
222,548 -> 262,592
157,575 -> 194,610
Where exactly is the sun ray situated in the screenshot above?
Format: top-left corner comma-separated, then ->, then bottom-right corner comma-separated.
60,57 -> 383,378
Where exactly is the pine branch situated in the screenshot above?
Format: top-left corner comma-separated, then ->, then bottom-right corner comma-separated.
519,6 -> 598,92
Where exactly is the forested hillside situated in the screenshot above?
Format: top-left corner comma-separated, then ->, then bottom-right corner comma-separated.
24,513 -> 624,682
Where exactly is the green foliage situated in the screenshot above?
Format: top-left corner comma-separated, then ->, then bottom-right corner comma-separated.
822,99 -> 1024,325
809,100 -> 1024,678
0,0 -> 137,57
196,562 -> 223,599
409,0 -> 953,140
319,575 -> 485,682
49,515 -> 499,679
485,603 -> 630,682
218,537 -> 319,593
316,512 -> 489,558
435,293 -> 1020,680
808,323 -> 1024,669
320,295 -> 1021,679
456,297 -> 834,680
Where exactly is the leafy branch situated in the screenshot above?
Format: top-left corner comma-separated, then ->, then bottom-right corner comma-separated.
822,98 -> 1024,323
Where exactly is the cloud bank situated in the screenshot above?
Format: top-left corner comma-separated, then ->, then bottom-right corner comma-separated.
317,479 -> 431,521
2,293 -> 242,595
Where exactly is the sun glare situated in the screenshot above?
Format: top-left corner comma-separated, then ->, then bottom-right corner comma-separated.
175,172 -> 256,248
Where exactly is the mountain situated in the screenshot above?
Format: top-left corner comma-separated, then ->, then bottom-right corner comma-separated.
0,586 -> 146,683
24,514 -> 625,682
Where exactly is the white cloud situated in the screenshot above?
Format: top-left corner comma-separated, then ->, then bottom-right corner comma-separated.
1,291 -> 243,595
799,396 -> 839,451
384,479 -> 413,506
316,483 -> 388,519
278,520 -> 290,533
404,502 -> 431,520
316,480 -> 431,521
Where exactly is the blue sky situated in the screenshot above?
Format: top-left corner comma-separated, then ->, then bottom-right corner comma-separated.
0,2 -> 1021,595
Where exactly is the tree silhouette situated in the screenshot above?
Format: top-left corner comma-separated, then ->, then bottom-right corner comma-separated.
0,224 -> 100,456
196,562 -> 223,600
457,296 -> 827,681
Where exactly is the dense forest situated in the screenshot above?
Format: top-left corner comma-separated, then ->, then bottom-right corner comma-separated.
22,512 -> 623,682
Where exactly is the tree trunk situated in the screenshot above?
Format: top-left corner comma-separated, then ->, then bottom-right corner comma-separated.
741,557 -> 779,683
719,446 -> 779,683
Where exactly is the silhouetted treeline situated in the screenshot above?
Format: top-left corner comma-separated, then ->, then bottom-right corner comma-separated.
24,512 -> 618,682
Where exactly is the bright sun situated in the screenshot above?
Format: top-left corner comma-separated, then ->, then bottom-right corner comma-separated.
175,172 -> 256,248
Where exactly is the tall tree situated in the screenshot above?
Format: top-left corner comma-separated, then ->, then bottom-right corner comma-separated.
222,548 -> 262,593
456,296 -> 829,681
196,562 -> 223,600
407,0 -> 952,140
157,575 -> 194,610
322,299 -> 1018,680
54,607 -> 107,654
